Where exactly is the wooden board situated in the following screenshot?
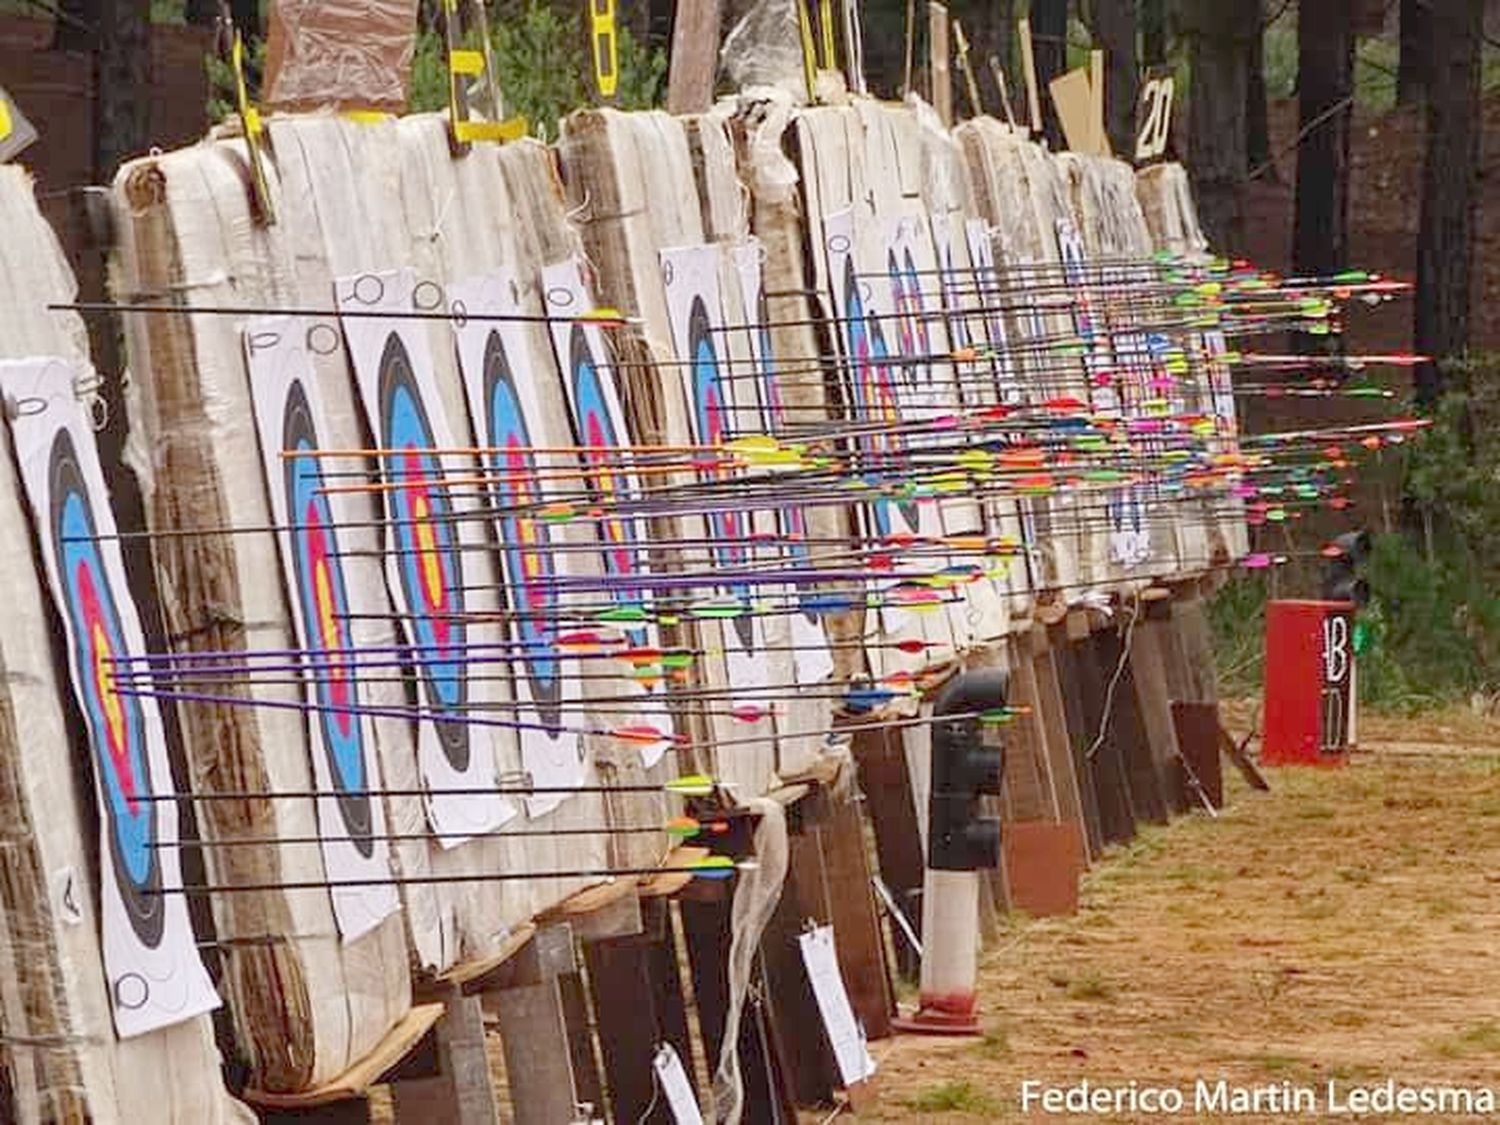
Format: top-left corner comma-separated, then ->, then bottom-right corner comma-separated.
244,1003 -> 445,1109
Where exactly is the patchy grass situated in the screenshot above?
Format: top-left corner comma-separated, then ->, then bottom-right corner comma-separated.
1064,972 -> 1116,1002
903,1080 -> 1000,1114
975,1026 -> 1010,1058
1430,1022 -> 1500,1060
863,741 -> 1500,1121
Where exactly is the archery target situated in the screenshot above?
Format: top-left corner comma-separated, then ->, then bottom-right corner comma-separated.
2,357 -> 219,1038
246,320 -> 400,940
338,268 -> 515,841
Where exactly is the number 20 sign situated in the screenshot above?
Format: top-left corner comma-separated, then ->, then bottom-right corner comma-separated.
1134,72 -> 1175,164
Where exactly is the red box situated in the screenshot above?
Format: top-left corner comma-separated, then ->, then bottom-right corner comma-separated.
1262,599 -> 1357,766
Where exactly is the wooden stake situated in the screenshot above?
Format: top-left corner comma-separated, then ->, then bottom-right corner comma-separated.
666,0 -> 723,115
1018,15 -> 1042,135
389,985 -> 499,1125
953,19 -> 984,118
928,2 -> 952,126
902,0 -> 916,97
1089,47 -> 1108,154
987,54 -> 1019,129
840,0 -> 867,95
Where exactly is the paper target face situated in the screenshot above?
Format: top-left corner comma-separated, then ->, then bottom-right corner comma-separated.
247,320 -> 399,940
541,257 -> 675,769
49,427 -> 166,946
843,254 -> 914,538
282,380 -> 376,851
687,295 -> 756,652
450,271 -> 587,815
378,331 -> 471,773
338,269 -> 515,840
482,329 -> 562,724
3,357 -> 220,1036
568,324 -> 641,593
732,241 -> 834,685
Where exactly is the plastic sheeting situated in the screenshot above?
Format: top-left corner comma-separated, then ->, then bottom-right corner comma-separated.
265,0 -> 419,113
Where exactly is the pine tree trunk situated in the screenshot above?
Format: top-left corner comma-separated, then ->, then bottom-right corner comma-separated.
94,0 -> 152,180
1030,0 -> 1069,147
1293,0 -> 1355,277
183,0 -> 216,27
1398,0 -> 1429,106
1182,0 -> 1258,249
1414,0 -> 1483,403
1246,0 -> 1271,175
230,0 -> 258,38
1093,0 -> 1136,157
1141,0 -> 1167,67
52,0 -> 95,51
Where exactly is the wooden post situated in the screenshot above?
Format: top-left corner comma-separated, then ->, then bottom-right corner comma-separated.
680,893 -> 797,1124
1027,626 -> 1089,842
1001,635 -> 1060,825
1043,623 -> 1104,857
928,3 -> 953,125
1088,48 -> 1107,154
486,924 -> 595,1125
667,0 -> 723,115
1056,620 -> 1136,846
848,722 -> 925,970
584,897 -> 698,1123
815,791 -> 896,1038
389,983 -> 498,1125
998,631 -> 1087,916
758,831 -> 841,1107
1018,16 -> 1042,134
1131,601 -> 1190,814
1097,623 -> 1168,825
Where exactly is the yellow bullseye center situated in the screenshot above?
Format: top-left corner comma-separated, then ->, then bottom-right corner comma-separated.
411,493 -> 445,609
92,620 -> 125,753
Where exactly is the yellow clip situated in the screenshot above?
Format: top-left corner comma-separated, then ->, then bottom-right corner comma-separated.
453,117 -> 529,143
590,0 -> 619,101
231,33 -> 261,139
344,110 -> 388,125
796,0 -> 818,101
0,97 -> 12,143
449,49 -> 486,76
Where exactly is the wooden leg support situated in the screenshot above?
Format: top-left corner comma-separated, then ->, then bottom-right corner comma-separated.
680,893 -> 797,1125
389,982 -> 498,1125
848,723 -> 925,977
487,922 -> 600,1125
584,897 -> 697,1124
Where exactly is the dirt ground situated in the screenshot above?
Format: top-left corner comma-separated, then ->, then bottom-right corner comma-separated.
859,712 -> 1500,1122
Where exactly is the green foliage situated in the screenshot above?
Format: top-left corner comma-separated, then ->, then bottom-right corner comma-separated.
1209,571 -> 1270,697
410,2 -> 666,140
204,36 -> 264,123
207,1 -> 666,137
1213,356 -> 1500,714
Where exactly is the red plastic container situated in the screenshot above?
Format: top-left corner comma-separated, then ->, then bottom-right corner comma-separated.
1261,599 -> 1357,766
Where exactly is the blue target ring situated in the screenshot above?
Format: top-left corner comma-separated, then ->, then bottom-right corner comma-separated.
49,429 -> 164,946
569,325 -> 640,605
843,258 -> 912,537
688,297 -> 755,651
377,332 -> 470,771
482,331 -> 562,725
283,380 -> 375,853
